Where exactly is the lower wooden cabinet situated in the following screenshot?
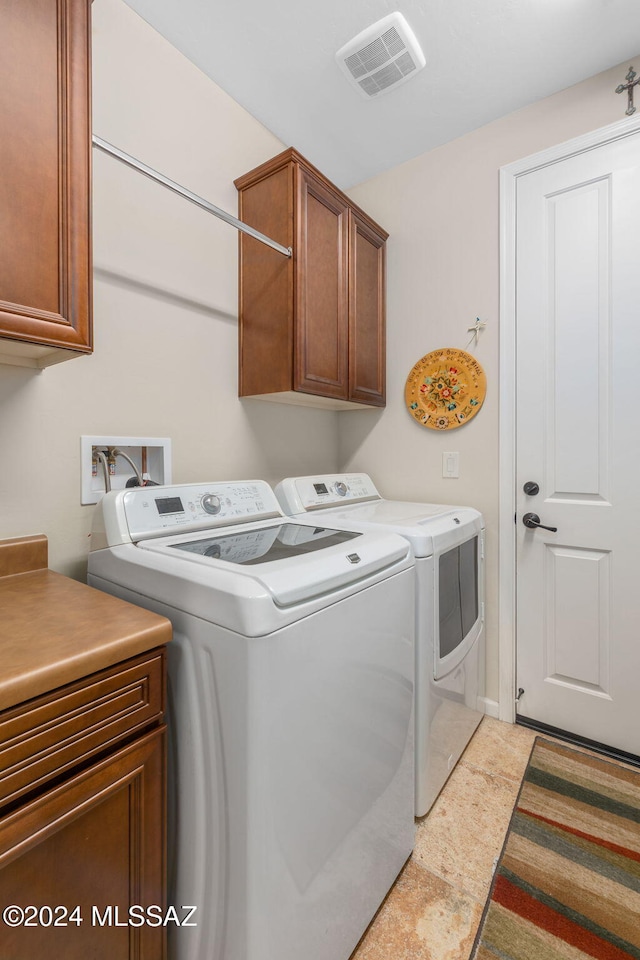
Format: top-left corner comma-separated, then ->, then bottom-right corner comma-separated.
0,729 -> 165,959
0,651 -> 166,960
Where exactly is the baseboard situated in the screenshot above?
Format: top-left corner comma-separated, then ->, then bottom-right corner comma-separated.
478,696 -> 499,719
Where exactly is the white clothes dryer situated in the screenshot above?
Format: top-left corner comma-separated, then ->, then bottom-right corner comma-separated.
275,473 -> 485,817
88,480 -> 415,960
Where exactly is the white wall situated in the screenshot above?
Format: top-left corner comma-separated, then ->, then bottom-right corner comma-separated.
341,58 -> 637,704
0,0 -> 339,580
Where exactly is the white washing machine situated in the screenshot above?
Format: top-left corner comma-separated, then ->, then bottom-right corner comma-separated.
275,473 -> 485,817
88,480 -> 415,960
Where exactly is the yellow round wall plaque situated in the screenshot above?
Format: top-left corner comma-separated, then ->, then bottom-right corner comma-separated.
405,348 -> 486,430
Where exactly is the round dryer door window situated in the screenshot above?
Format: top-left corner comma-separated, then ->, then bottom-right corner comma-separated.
405,347 -> 486,430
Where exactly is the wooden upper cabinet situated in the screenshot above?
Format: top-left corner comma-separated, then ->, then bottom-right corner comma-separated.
235,148 -> 387,409
0,0 -> 92,369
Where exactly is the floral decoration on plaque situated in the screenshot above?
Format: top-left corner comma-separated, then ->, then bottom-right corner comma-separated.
405,348 -> 486,430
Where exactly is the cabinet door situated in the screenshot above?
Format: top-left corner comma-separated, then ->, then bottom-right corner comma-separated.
237,161 -> 294,397
0,0 -> 92,366
294,167 -> 350,400
348,213 -> 386,406
0,728 -> 165,960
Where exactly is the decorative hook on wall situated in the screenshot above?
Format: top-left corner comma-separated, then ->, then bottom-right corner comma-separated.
616,66 -> 640,116
466,317 -> 487,348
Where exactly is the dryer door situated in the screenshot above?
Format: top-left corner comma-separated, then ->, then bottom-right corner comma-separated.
434,532 -> 483,680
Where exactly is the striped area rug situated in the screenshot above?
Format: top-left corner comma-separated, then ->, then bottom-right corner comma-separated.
470,737 -> 640,960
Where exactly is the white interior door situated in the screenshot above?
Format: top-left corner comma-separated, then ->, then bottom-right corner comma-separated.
514,130 -> 640,755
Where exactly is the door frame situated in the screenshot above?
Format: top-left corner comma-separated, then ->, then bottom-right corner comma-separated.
498,114 -> 640,724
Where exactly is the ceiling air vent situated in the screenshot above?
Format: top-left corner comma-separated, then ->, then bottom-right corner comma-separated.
335,12 -> 425,100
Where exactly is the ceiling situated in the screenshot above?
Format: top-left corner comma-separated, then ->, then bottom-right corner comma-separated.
122,0 -> 640,189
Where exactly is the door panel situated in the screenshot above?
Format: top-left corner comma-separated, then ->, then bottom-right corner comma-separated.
549,180 -> 610,500
543,544 -> 610,694
515,132 -> 640,753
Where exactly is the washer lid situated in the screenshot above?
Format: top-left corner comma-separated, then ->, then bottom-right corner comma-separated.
137,520 -> 410,608
167,522 -> 359,565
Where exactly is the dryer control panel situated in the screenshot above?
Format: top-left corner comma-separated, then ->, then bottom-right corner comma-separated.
275,474 -> 380,513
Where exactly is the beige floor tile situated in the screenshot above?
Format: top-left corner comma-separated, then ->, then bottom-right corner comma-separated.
459,716 -> 537,783
350,859 -> 484,960
413,759 -> 520,903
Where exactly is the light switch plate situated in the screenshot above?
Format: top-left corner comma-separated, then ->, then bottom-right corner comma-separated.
442,451 -> 459,478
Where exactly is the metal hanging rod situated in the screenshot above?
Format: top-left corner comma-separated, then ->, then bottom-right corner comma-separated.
92,135 -> 292,258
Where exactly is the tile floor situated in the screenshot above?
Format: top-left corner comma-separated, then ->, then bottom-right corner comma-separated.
350,716 -> 542,960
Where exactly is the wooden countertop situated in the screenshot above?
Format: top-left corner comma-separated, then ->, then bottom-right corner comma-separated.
0,535 -> 172,711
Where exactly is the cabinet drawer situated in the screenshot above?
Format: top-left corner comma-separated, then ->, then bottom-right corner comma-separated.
0,649 -> 164,809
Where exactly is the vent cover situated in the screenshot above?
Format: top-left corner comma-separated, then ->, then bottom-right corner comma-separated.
335,12 -> 425,99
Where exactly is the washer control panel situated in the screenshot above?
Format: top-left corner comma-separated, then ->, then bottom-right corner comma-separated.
276,474 -> 380,513
121,481 -> 282,541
